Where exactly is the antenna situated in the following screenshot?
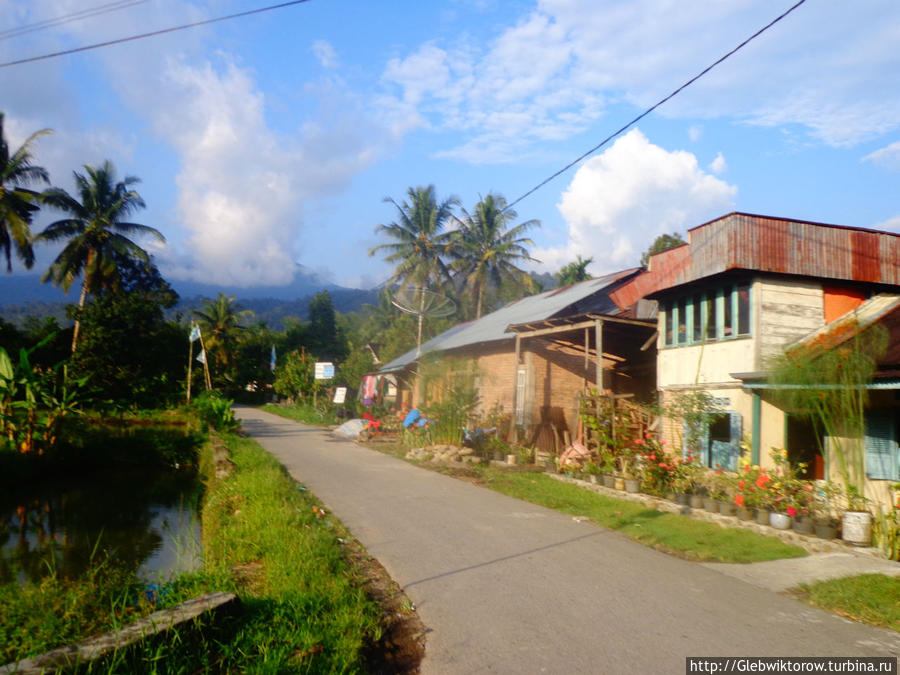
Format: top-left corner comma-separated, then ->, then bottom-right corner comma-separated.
390,287 -> 456,356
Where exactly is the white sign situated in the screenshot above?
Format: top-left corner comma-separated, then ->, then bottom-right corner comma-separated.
315,362 -> 334,379
333,387 -> 347,404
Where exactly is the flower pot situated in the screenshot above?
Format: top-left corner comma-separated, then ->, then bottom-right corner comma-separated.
841,511 -> 873,547
690,494 -> 705,509
624,478 -> 640,493
703,496 -> 718,512
814,519 -> 838,540
736,507 -> 752,521
769,512 -> 793,530
675,493 -> 690,506
793,516 -> 814,535
602,474 -> 616,489
718,501 -> 736,517
755,509 -> 770,525
614,477 -> 625,491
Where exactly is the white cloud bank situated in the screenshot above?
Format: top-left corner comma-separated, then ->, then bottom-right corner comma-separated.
533,129 -> 736,273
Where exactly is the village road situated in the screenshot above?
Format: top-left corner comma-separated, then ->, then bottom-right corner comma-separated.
235,406 -> 900,674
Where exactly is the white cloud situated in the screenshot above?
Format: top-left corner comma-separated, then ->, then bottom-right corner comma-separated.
709,152 -> 727,174
311,40 -> 338,69
863,141 -> 900,172
379,0 -> 900,161
688,125 -> 702,142
533,129 -> 736,273
875,215 -> 900,232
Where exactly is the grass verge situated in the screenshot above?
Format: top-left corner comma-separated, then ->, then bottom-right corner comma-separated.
795,574 -> 900,632
261,402 -> 340,426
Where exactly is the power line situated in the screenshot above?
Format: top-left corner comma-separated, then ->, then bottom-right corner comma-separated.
503,0 -> 809,214
0,0 -> 311,69
0,1 -> 150,42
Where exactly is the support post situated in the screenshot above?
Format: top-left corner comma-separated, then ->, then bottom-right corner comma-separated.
751,391 -> 761,465
510,334 -> 521,444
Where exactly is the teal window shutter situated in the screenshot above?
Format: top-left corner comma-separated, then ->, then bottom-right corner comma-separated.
683,420 -> 709,466
865,410 -> 899,481
728,412 -> 742,472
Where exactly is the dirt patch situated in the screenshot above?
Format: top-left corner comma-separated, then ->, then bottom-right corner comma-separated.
344,540 -> 427,673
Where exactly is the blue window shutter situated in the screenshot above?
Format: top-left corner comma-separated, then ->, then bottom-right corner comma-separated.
865,410 -> 898,481
684,420 -> 709,466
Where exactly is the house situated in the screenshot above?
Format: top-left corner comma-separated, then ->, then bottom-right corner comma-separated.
377,269 -> 658,452
609,212 -> 900,511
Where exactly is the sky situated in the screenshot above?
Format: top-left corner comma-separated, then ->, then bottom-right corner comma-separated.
1,0 -> 899,292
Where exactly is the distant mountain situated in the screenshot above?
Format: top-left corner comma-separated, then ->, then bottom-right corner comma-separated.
0,266 -> 378,330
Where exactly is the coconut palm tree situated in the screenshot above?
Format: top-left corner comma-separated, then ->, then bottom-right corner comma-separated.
556,255 -> 593,286
194,293 -> 252,385
368,185 -> 459,290
38,160 -> 164,352
0,112 -> 52,272
449,193 -> 539,319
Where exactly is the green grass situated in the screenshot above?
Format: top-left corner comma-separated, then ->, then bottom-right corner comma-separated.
472,468 -> 808,563
1,432 -> 382,673
798,574 -> 900,632
262,402 -> 341,426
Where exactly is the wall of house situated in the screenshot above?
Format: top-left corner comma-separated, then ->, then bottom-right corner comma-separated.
658,339 -> 754,390
756,278 -> 824,367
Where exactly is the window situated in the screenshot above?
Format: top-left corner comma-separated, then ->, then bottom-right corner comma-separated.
662,282 -> 752,348
865,409 -> 899,481
683,411 -> 742,471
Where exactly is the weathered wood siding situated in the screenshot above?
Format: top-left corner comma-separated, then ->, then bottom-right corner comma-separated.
756,279 -> 824,367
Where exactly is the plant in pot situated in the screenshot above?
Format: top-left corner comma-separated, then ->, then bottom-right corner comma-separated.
619,447 -> 640,493
599,448 -> 618,488
584,460 -> 602,484
790,480 -> 816,535
713,468 -> 738,516
700,470 -> 723,512
811,482 -> 841,540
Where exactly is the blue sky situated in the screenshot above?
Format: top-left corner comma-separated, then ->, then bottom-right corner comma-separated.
2,0 -> 899,291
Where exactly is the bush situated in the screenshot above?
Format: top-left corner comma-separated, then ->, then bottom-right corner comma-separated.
191,391 -> 239,433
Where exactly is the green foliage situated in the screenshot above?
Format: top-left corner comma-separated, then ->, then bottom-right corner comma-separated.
555,255 -> 593,286
0,342 -> 90,455
191,391 -> 239,433
419,356 -> 480,446
339,344 -> 375,394
665,389 -> 718,455
230,322 -> 277,402
305,290 -> 349,362
193,293 -> 252,388
262,402 -> 341,426
769,324 -> 888,508
68,259 -> 183,409
640,232 -> 686,267
273,348 -> 322,404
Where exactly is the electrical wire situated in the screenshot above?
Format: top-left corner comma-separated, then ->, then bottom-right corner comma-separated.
0,1 -> 150,42
0,0 -> 310,69
502,0 -> 809,214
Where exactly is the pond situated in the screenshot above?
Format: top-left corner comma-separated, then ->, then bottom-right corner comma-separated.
0,467 -> 203,586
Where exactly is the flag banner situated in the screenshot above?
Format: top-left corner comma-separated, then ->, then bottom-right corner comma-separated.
196,349 -> 206,364
189,324 -> 201,342
270,345 -> 276,372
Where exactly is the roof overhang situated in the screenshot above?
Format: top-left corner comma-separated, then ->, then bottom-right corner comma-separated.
731,371 -> 900,390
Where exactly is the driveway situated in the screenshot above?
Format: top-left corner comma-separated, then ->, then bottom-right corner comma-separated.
236,407 -> 900,673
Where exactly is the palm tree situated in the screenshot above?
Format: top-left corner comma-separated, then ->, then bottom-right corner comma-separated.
368,185 -> 459,290
194,293 -> 252,384
449,193 -> 539,319
556,255 -> 593,286
0,112 -> 52,272
38,160 -> 164,352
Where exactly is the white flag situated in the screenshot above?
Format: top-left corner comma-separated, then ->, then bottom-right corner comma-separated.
196,349 -> 206,364
189,324 -> 201,342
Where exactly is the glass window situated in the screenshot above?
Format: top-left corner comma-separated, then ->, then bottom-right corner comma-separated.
722,287 -> 733,338
692,293 -> 703,342
737,283 -> 751,336
706,291 -> 717,341
677,298 -> 687,344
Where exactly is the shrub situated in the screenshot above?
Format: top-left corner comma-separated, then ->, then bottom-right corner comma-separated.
191,391 -> 239,432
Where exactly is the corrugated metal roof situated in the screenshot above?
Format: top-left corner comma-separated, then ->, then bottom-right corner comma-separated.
378,268 -> 641,373
610,213 -> 900,308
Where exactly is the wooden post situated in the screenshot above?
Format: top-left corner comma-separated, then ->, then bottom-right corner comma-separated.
186,330 -> 193,404
510,333 -> 521,444
594,319 -> 603,392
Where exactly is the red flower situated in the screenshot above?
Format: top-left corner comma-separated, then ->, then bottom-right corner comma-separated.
756,474 -> 771,489
786,506 -> 797,517
635,439 -> 644,446
649,453 -> 656,461
738,480 -> 745,490
659,462 -> 666,469
744,465 -> 751,473
734,494 -> 744,507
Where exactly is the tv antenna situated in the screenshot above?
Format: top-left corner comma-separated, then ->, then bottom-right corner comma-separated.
390,287 -> 456,356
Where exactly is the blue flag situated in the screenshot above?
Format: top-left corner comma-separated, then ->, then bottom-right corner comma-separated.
270,345 -> 276,372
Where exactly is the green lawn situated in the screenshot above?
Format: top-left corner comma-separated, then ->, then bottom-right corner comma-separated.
467,468 -> 807,563
798,574 -> 900,632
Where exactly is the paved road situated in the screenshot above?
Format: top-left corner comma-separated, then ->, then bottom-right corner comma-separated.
236,407 -> 900,674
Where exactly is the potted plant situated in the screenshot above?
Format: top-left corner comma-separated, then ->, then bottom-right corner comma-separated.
584,461 -> 602,485
811,484 -> 840,540
620,447 -> 640,493
841,486 -> 872,546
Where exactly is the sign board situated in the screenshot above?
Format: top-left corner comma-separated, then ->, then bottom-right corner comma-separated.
333,387 -> 347,404
314,362 -> 334,380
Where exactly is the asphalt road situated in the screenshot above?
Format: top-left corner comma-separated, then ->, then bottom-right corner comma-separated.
235,406 -> 900,674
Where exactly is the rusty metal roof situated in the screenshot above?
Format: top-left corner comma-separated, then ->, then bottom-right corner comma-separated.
379,268 -> 645,373
610,213 -> 900,308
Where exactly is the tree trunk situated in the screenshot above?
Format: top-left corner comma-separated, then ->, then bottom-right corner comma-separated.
70,279 -> 88,354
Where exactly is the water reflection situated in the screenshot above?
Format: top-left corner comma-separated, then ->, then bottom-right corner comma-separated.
0,469 -> 202,585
